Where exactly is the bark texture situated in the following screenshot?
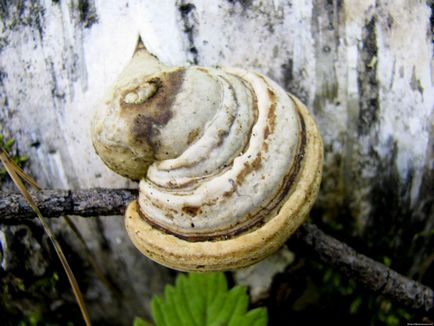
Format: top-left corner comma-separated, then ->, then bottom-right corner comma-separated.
0,189 -> 136,221
0,0 -> 433,324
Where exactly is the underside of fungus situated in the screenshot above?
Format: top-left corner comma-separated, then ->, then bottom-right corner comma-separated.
91,41 -> 323,271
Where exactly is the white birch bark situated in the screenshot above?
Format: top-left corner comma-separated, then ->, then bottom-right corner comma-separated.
0,0 -> 432,323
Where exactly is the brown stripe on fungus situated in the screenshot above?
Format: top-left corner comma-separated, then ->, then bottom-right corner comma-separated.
264,88 -> 277,140
235,154 -> 263,185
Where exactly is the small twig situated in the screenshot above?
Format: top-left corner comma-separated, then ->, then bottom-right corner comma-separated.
0,188 -> 137,221
0,188 -> 432,313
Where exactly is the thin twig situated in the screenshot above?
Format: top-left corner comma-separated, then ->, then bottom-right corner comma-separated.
0,188 -> 432,313
0,188 -> 137,221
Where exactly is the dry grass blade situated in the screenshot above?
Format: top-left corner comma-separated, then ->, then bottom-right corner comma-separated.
0,148 -> 92,326
0,149 -> 41,190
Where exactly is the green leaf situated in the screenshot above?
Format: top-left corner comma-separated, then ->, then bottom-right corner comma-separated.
150,272 -> 268,326
214,286 -> 247,325
244,308 -> 268,326
4,138 -> 15,151
151,296 -> 167,326
350,296 -> 362,315
133,317 -> 153,326
228,307 -> 268,326
175,275 -> 199,326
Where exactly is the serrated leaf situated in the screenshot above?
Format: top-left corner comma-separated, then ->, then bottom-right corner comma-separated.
150,272 -> 268,326
229,307 -> 268,326
227,286 -> 249,325
185,273 -> 206,325
175,275 -> 199,326
243,307 -> 268,326
151,296 -> 167,326
162,285 -> 181,325
212,285 -> 247,325
207,272 -> 227,305
207,289 -> 228,324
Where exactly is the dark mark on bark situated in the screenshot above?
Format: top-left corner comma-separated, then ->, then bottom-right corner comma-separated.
430,0 -> 434,44
357,16 -> 380,136
77,0 -> 98,28
30,140 -> 41,148
410,66 -> 424,94
179,3 -> 195,15
363,137 -> 434,286
311,0 -> 340,115
0,1 -> 46,43
281,59 -> 309,104
178,1 -> 198,64
386,14 -> 394,29
226,0 -> 253,10
281,59 -> 293,90
0,36 -> 9,53
0,69 -> 7,85
44,58 -> 65,108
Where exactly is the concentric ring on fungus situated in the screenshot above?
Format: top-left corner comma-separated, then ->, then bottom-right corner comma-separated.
91,41 -> 323,271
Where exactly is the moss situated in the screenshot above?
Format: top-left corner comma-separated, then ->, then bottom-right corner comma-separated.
0,134 -> 28,184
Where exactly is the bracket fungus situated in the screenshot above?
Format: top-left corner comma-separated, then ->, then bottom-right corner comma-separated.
91,40 -> 323,271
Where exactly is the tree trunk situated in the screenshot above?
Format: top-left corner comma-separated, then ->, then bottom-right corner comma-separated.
1,1 -> 432,324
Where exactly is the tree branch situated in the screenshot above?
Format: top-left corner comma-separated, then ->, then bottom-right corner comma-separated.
293,223 -> 433,312
0,189 -> 432,312
0,188 -> 137,221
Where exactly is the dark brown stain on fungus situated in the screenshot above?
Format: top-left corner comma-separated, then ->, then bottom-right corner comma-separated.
251,155 -> 262,169
182,205 -> 201,216
216,129 -> 230,147
187,128 -> 200,145
122,69 -> 185,156
235,154 -> 262,185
